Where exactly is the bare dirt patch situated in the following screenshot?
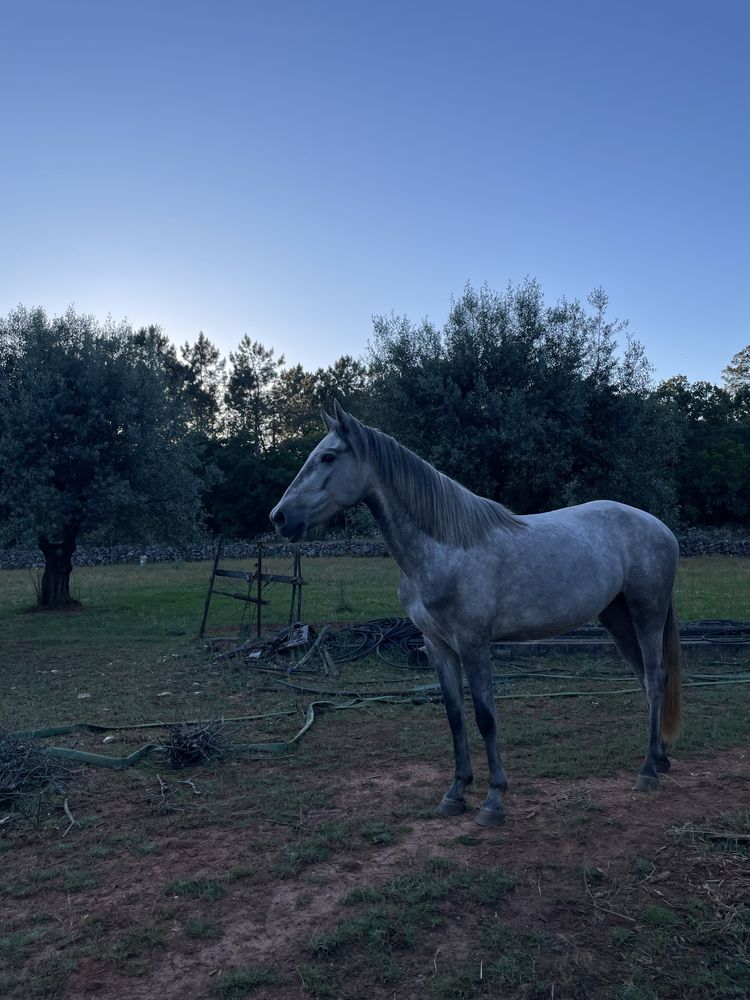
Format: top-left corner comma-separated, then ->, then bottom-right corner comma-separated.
3,743 -> 748,1000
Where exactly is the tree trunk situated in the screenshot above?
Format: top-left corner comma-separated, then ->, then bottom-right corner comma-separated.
37,523 -> 79,609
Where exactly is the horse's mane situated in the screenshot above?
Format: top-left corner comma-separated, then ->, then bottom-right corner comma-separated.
345,419 -> 524,548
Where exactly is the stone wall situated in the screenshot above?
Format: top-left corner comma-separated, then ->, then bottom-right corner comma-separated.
0,538 -> 390,570
1,527 -> 748,570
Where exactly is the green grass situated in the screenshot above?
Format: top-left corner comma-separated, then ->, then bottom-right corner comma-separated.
1,552 -> 745,648
213,967 -> 282,996
167,878 -> 226,901
0,553 -> 748,1000
106,924 -> 166,964
1,554 -> 746,735
184,917 -> 221,940
676,555 -> 750,620
274,820 -> 353,877
310,857 -> 522,994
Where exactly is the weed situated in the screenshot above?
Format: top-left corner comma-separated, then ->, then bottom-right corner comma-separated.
311,855 -> 519,996
0,927 -> 47,965
107,924 -> 165,964
63,869 -> 100,892
582,864 -> 605,883
229,864 -> 255,880
214,966 -> 281,996
469,868 -> 517,904
315,819 -> 351,846
275,843 -> 329,878
344,886 -> 381,906
86,844 -> 114,860
333,577 -> 354,614
615,985 -> 659,1000
110,833 -> 161,855
168,877 -> 226,900
274,820 -> 352,877
0,867 -> 57,898
184,918 -> 221,940
639,905 -> 680,928
296,962 -> 337,998
428,963 -> 482,1000
611,926 -> 635,947
360,820 -> 394,844
76,814 -> 102,828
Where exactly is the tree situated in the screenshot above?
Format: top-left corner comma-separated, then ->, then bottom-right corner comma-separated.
722,344 -> 750,394
314,355 -> 370,415
367,281 -> 678,520
268,355 -> 371,447
180,332 -> 226,436
0,307 -> 204,607
655,375 -> 750,524
224,336 -> 284,450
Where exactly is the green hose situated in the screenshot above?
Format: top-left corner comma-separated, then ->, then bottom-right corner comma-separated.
9,675 -> 750,771
8,697 -> 418,769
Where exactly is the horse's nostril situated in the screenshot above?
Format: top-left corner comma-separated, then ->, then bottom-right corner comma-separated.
271,508 -> 285,526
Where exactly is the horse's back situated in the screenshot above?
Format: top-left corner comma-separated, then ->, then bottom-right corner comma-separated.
479,500 -> 678,641
520,500 -> 677,561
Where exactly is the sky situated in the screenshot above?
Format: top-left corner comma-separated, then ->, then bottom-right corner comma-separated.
1,0 -> 748,385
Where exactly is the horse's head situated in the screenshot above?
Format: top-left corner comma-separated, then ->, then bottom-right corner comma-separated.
270,402 -> 367,541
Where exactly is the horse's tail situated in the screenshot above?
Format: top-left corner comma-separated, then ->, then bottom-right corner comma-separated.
660,596 -> 683,742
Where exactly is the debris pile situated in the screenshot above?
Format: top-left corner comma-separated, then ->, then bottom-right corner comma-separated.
0,732 -> 73,801
160,721 -> 227,769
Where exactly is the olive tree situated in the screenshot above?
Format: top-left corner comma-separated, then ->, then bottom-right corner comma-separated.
0,307 -> 203,607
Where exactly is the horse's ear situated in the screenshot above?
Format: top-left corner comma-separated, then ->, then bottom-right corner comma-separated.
321,407 -> 348,441
333,399 -> 353,432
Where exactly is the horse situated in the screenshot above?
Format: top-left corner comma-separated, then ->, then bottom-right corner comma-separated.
270,402 -> 682,826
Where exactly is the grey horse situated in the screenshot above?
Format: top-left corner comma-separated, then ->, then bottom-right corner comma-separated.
270,403 -> 682,826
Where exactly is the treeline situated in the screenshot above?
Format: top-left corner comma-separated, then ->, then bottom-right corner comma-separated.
2,281 -> 749,564
177,281 -> 750,535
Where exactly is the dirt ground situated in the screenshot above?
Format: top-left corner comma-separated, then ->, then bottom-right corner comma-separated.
3,724 -> 749,1000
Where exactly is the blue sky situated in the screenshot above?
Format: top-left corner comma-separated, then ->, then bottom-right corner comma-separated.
1,0 -> 747,385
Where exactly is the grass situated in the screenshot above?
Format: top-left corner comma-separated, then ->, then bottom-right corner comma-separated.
1,554 -> 747,737
213,967 -> 282,996
310,857 -> 523,994
0,554 -> 748,999
167,877 -> 226,900
274,820 -> 353,877
184,917 -> 221,939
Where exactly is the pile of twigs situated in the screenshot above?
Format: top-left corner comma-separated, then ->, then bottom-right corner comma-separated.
0,732 -> 74,802
160,721 -> 227,769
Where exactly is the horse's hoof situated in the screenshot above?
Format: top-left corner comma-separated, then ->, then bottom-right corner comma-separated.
634,774 -> 660,792
475,806 -> 505,827
437,795 -> 467,817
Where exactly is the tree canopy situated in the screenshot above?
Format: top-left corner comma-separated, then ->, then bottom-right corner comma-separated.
367,281 -> 679,520
0,307 -> 204,604
1,291 -> 747,595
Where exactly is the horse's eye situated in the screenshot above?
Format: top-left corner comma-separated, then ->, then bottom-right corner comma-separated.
321,453 -> 336,464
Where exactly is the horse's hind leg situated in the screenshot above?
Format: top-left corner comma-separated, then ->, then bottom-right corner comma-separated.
423,634 -> 473,816
599,594 -> 671,791
599,593 -> 645,689
626,601 -> 672,791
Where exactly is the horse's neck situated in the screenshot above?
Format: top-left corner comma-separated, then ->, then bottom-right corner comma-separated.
365,480 -> 434,576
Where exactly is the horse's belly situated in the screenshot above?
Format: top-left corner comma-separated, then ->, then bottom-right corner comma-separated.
489,575 -> 623,641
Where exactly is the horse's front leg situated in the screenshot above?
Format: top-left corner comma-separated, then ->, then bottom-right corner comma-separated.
462,643 -> 508,827
423,634 -> 473,816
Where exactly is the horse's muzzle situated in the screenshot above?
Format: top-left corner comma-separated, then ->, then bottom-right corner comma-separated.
270,506 -> 306,541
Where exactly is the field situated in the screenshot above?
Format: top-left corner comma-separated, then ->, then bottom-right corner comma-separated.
1,555 -> 749,1000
